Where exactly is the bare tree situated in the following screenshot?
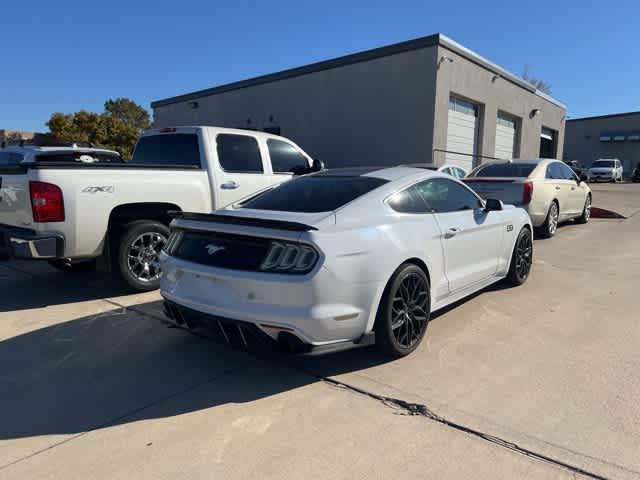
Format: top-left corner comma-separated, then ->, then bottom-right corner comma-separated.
522,65 -> 552,94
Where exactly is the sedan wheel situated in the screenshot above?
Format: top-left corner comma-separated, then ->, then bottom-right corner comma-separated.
576,195 -> 591,224
375,264 -> 431,357
541,202 -> 559,238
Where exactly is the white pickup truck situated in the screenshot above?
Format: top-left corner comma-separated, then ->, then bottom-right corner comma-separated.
0,127 -> 319,290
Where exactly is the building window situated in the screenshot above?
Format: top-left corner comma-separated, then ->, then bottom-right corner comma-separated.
599,135 -> 612,142
540,127 -> 558,158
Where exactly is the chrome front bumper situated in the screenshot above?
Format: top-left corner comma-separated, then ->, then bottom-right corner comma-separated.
0,225 -> 64,260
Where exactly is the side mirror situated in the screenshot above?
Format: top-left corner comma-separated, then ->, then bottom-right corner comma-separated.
311,158 -> 325,172
484,198 -> 503,212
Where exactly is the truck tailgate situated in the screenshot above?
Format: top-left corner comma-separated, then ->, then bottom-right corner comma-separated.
0,170 -> 32,227
464,178 -> 526,206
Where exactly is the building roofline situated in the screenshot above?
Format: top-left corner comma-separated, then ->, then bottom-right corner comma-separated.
151,33 -> 566,110
567,111 -> 640,122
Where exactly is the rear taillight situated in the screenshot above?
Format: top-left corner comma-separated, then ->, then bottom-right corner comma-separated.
522,181 -> 534,205
260,241 -> 318,274
30,181 -> 65,222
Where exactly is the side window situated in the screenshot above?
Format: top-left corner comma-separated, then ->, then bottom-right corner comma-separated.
415,178 -> 482,213
216,134 -> 264,173
267,139 -> 310,173
441,167 -> 451,176
0,152 -> 23,165
558,163 -> 577,180
547,163 -> 564,179
453,167 -> 465,179
545,165 -> 554,179
387,186 -> 429,214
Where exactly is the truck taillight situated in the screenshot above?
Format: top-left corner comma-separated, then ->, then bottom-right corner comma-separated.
522,181 -> 534,205
30,181 -> 65,222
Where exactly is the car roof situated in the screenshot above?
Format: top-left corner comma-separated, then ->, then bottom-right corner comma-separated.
141,125 -> 302,144
1,145 -> 119,155
313,166 -> 442,182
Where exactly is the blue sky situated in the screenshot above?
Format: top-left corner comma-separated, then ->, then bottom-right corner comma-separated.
2,0 -> 638,131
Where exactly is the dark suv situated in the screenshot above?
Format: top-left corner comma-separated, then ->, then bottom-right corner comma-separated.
632,163 -> 640,183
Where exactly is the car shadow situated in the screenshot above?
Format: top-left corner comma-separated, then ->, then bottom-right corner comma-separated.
0,261 -> 133,312
0,300 -> 393,442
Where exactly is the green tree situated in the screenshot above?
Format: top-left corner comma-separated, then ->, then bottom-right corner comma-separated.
46,98 -> 151,159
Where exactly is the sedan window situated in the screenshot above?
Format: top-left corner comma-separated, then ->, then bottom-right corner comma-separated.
473,163 -> 536,178
414,179 -> 482,213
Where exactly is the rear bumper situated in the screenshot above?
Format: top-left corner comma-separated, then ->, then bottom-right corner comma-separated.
159,253 -> 383,347
0,224 -> 64,260
161,299 -> 375,355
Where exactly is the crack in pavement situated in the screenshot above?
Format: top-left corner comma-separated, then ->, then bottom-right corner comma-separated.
112,300 -> 625,480
3,291 -> 637,480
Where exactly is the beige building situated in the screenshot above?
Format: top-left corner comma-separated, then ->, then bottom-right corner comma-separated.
151,33 -> 566,171
0,129 -> 36,145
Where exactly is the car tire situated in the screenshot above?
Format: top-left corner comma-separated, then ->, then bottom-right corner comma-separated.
575,194 -> 592,224
506,227 -> 533,285
374,264 -> 431,357
117,220 -> 169,292
538,201 -> 559,239
48,259 -> 97,272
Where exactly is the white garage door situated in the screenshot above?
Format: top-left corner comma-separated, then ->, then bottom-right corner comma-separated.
495,112 -> 518,160
446,96 -> 478,172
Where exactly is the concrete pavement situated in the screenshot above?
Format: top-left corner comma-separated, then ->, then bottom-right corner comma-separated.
0,183 -> 638,479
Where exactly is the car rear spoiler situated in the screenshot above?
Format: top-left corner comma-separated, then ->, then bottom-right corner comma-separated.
168,211 -> 318,231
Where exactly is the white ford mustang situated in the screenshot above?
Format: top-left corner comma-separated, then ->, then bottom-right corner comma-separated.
160,167 -> 533,357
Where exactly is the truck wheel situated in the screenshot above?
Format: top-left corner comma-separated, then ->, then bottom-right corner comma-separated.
48,259 -> 97,272
117,220 -> 169,292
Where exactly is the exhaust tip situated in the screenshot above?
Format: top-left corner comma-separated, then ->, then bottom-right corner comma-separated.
277,332 -> 309,354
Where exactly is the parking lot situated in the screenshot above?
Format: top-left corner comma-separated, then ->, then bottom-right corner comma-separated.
1,183 -> 638,480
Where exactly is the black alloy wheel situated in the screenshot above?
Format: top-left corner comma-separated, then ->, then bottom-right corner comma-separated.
507,227 -> 533,285
376,264 -> 431,357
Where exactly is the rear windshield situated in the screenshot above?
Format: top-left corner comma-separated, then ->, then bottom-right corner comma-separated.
241,175 -> 388,213
35,152 -> 122,163
592,160 -> 615,168
130,134 -> 200,166
473,163 -> 537,178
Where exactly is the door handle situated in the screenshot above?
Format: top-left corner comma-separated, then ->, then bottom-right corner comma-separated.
444,227 -> 460,239
571,186 -> 576,190
221,181 -> 239,190
555,186 -> 561,190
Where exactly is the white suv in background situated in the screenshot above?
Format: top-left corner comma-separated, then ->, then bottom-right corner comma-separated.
588,158 -> 623,183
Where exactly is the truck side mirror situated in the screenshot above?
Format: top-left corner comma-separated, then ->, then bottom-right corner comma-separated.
311,158 -> 325,172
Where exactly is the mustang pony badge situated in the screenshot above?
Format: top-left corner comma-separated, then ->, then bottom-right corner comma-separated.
206,244 -> 226,255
